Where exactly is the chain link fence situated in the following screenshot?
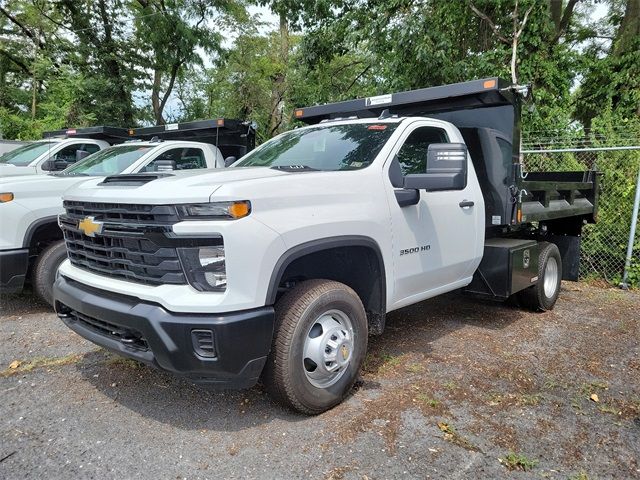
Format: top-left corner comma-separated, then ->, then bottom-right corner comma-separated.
521,143 -> 640,286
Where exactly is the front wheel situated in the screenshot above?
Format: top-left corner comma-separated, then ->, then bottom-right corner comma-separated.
517,242 -> 562,311
263,279 -> 368,414
33,240 -> 67,306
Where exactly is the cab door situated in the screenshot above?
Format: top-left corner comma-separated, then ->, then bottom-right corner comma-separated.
384,121 -> 483,309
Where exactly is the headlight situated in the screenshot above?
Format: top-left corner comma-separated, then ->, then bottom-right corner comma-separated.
177,201 -> 251,220
0,192 -> 14,203
178,245 -> 226,292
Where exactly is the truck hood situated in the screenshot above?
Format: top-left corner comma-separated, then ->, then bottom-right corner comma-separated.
63,167 -> 291,204
0,164 -> 37,177
0,173 -> 95,201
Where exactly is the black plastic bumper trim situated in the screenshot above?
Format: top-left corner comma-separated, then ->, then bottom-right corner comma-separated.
0,249 -> 29,294
53,275 -> 274,389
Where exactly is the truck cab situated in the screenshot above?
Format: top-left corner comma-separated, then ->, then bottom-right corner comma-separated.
52,79 -> 599,414
0,126 -> 135,177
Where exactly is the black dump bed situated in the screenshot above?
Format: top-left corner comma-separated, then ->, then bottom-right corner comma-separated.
128,119 -> 256,159
296,78 -> 599,230
43,119 -> 256,160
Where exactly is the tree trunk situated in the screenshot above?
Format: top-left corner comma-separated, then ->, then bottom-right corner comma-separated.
613,0 -> 640,56
151,69 -> 164,125
269,12 -> 289,137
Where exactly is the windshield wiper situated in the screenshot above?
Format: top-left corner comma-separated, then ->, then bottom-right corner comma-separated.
270,165 -> 319,172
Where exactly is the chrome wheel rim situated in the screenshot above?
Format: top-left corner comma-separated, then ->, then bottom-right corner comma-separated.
544,256 -> 559,298
302,309 -> 354,389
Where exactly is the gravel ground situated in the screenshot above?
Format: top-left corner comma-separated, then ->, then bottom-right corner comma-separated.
0,283 -> 639,479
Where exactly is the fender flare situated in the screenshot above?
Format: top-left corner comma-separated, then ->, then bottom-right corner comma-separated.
22,215 -> 60,249
265,235 -> 387,308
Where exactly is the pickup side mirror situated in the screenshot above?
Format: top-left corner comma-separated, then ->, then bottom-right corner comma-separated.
403,143 -> 467,192
224,156 -> 237,167
76,149 -> 90,161
154,159 -> 176,172
41,160 -> 55,171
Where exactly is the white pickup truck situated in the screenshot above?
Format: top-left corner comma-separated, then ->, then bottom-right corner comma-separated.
0,140 -> 225,304
53,79 -> 599,414
0,128 -> 122,177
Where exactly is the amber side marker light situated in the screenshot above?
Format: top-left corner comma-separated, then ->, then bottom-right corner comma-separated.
294,109 -> 303,118
0,192 -> 14,203
483,79 -> 496,89
128,129 -> 135,135
517,207 -> 523,223
228,201 -> 251,219
217,118 -> 225,127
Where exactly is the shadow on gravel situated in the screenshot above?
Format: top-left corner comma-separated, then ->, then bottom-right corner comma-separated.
72,290 -> 522,432
0,291 -> 50,315
76,349 -> 303,432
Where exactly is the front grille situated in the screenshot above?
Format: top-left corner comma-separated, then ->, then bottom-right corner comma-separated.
60,201 -> 186,285
63,200 -> 180,224
65,307 -> 149,351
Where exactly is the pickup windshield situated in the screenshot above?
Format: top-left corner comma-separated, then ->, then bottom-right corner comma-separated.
58,145 -> 153,176
234,123 -> 398,171
0,142 -> 56,166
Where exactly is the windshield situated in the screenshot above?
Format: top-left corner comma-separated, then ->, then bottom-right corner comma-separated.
59,145 -> 153,176
234,123 -> 398,171
0,142 -> 56,166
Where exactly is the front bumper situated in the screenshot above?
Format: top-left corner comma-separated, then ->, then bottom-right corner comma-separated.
0,249 -> 29,294
53,275 -> 274,389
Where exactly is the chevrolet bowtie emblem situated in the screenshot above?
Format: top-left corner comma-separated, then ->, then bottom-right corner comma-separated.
78,216 -> 103,237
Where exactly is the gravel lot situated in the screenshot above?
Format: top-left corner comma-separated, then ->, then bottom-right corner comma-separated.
1,283 -> 639,479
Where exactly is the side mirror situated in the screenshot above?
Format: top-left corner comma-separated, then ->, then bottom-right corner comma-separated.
41,160 -> 55,171
154,159 -> 176,172
403,143 -> 467,192
224,156 -> 237,167
76,149 -> 90,161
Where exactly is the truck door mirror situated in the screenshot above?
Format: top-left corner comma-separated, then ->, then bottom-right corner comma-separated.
403,143 -> 467,191
224,156 -> 237,167
75,149 -> 90,162
41,160 -> 55,171
154,159 -> 176,172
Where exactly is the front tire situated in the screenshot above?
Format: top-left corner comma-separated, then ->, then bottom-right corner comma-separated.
263,279 -> 368,415
33,240 -> 67,306
517,242 -> 562,311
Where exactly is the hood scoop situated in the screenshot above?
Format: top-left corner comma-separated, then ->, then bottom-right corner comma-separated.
99,173 -> 174,186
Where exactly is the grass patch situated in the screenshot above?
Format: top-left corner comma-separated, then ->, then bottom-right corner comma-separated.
380,353 -> 401,367
499,451 -> 538,471
1,354 -> 85,377
405,363 -> 425,374
416,394 -> 440,408
580,381 -> 609,395
568,472 -> 590,480
104,356 -> 144,369
518,393 -> 542,406
443,381 -> 457,390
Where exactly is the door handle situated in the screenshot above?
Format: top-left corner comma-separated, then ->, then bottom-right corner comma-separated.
459,200 -> 474,208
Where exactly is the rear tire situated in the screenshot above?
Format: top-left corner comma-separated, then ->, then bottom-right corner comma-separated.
517,242 -> 562,312
33,240 -> 67,306
263,279 -> 368,415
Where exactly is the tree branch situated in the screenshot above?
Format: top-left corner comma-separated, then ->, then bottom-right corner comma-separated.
554,0 -> 580,41
0,48 -> 32,75
469,2 -> 509,44
0,5 -> 47,50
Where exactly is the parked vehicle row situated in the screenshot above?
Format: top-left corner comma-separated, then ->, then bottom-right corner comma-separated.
0,119 -> 255,303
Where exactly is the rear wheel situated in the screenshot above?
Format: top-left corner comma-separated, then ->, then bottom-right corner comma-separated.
33,240 -> 67,306
517,242 -> 562,311
263,279 -> 368,414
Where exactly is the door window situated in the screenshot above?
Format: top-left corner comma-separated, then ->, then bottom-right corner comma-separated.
51,143 -> 91,170
145,147 -> 207,171
396,127 -> 448,176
